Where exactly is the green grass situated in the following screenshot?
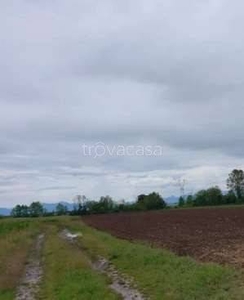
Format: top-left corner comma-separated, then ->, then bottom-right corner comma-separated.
0,290 -> 14,300
0,218 -> 32,235
40,225 -> 120,300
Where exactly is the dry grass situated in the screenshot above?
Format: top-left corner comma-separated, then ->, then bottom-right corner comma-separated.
0,219 -> 39,299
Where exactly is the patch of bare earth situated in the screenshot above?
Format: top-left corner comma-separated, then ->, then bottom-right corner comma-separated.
60,229 -> 146,300
93,257 -> 145,300
83,208 -> 244,267
15,234 -> 45,300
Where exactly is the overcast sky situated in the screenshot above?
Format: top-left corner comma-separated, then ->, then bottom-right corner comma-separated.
1,0 -> 244,207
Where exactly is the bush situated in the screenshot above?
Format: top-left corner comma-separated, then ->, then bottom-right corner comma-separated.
136,192 -> 166,211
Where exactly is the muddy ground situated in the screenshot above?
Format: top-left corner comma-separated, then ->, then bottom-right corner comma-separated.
83,207 -> 244,266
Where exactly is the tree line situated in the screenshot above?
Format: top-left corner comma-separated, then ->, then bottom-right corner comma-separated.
11,201 -> 45,218
11,192 -> 166,218
11,169 -> 244,218
178,169 -> 244,207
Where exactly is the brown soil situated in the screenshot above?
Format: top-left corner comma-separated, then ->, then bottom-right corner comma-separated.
83,207 -> 244,267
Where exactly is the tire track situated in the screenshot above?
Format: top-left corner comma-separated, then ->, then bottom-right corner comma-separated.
60,229 -> 146,300
15,234 -> 45,300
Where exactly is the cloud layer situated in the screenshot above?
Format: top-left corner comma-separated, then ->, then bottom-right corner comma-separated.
1,0 -> 244,207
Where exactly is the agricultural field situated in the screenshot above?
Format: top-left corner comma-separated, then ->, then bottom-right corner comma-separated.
83,207 -> 244,266
1,210 -> 244,299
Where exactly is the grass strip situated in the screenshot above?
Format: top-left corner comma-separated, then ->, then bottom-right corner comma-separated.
40,225 -> 120,300
0,219 -> 39,300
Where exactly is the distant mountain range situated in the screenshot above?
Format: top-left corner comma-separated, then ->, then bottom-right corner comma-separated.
42,201 -> 74,213
0,197 -> 179,216
165,195 -> 179,204
0,208 -> 12,216
0,201 -> 73,216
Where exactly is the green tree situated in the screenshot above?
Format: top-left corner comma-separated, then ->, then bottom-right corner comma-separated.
21,205 -> 29,217
136,192 -> 166,210
73,195 -> 87,215
137,194 -> 147,203
223,191 -> 237,204
56,203 -> 68,216
85,196 -> 116,214
206,186 -> 223,206
194,190 -> 208,206
99,195 -> 115,212
29,202 -> 44,217
227,169 -> 244,201
194,187 -> 223,206
178,196 -> 185,207
186,195 -> 194,207
11,204 -> 29,217
11,205 -> 22,217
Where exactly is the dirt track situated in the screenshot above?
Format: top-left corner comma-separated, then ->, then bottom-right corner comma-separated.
60,229 -> 145,300
16,234 -> 44,300
83,208 -> 244,266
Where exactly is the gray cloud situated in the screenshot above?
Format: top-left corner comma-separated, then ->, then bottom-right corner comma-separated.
0,0 -> 244,206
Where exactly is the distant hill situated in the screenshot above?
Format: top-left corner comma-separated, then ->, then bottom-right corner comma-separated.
42,201 -> 74,212
0,201 -> 74,216
165,195 -> 179,204
0,208 -> 11,216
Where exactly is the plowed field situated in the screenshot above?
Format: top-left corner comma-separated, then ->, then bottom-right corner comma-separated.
83,208 -> 244,266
